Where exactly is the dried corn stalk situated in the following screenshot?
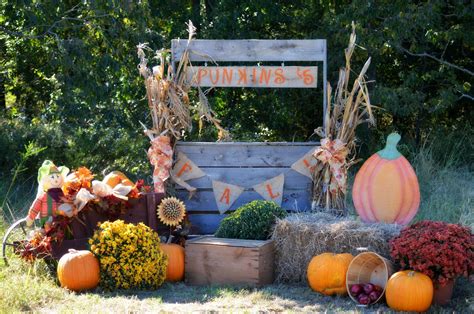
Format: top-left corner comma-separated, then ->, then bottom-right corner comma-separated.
137,21 -> 229,143
137,21 -> 229,194
311,22 -> 375,215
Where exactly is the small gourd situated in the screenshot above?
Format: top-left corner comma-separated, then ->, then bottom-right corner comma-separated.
352,133 -> 420,224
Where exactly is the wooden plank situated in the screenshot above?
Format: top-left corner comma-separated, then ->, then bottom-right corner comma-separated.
175,167 -> 311,190
187,235 -> 273,248
175,142 -> 318,168
172,39 -> 326,62
188,66 -> 317,88
178,190 -> 311,212
188,214 -> 224,234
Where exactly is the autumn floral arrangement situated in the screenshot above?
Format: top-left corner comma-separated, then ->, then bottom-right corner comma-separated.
89,220 -> 168,290
17,167 -> 150,261
389,220 -> 474,287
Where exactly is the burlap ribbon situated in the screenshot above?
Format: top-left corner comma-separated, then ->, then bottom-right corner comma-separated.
313,138 -> 349,193
147,135 -> 173,193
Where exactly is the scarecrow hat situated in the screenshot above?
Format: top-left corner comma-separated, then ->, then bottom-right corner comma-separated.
37,160 -> 70,184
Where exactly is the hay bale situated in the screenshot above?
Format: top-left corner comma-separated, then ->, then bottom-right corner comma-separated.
271,213 -> 401,284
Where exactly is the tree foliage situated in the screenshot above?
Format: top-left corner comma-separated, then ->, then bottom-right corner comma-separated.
1,0 -> 472,185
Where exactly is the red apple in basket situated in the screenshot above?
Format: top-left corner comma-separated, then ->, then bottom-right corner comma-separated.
363,283 -> 374,294
350,284 -> 363,297
369,290 -> 382,303
358,293 -> 370,305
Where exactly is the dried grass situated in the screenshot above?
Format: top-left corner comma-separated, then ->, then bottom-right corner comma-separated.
312,22 -> 375,214
271,213 -> 401,284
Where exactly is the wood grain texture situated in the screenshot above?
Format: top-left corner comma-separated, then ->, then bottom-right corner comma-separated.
177,190 -> 311,212
185,236 -> 275,286
172,39 -> 326,62
175,142 -> 318,167
188,214 -> 225,234
187,235 -> 273,248
174,142 -> 316,233
175,167 -> 311,190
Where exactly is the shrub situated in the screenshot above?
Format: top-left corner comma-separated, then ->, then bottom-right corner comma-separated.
89,220 -> 167,290
389,220 -> 474,287
215,200 -> 287,240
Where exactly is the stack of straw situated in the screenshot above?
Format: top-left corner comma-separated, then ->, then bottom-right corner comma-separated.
271,212 -> 401,284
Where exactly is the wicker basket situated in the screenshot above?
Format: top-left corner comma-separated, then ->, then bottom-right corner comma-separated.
346,251 -> 394,304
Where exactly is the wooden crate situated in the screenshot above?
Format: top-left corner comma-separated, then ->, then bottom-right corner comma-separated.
185,235 -> 274,286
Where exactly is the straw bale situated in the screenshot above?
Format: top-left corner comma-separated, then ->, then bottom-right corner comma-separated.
271,213 -> 401,284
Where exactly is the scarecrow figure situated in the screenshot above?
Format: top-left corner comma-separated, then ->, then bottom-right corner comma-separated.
25,160 -> 74,231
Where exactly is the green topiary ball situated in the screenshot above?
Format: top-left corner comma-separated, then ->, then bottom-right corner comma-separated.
215,200 -> 287,240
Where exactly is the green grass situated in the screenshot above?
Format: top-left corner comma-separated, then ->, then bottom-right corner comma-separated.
0,144 -> 472,313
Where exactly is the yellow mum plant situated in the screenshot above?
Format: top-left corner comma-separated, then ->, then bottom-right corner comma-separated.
89,220 -> 167,290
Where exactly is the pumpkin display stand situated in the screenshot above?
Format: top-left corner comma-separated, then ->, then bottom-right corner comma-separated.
185,236 -> 274,287
51,192 -> 164,259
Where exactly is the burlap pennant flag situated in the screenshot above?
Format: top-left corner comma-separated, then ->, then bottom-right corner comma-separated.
291,148 -> 318,179
212,180 -> 244,214
171,151 -> 206,181
252,173 -> 285,206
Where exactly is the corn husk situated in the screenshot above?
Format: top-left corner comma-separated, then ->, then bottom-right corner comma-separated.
312,22 -> 375,215
137,21 -> 229,143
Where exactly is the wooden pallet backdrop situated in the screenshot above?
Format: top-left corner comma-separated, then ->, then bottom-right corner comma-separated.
175,142 -> 316,234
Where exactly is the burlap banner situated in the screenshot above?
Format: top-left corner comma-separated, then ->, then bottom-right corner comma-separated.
171,152 -> 206,181
212,180 -> 245,214
252,174 -> 285,206
291,148 -> 318,179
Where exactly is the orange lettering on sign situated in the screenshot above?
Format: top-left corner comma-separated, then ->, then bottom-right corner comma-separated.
219,188 -> 231,205
176,162 -> 192,177
259,68 -> 272,85
274,68 -> 286,84
266,184 -> 281,199
210,68 -> 220,85
197,68 -> 208,84
237,68 -> 247,84
251,68 -> 257,84
303,159 -> 311,168
222,68 -> 233,84
303,159 -> 317,172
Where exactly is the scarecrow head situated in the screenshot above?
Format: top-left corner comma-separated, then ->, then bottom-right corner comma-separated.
37,160 -> 69,191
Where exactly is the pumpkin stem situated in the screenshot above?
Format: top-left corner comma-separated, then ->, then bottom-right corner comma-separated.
68,249 -> 78,254
408,270 -> 416,277
377,133 -> 402,160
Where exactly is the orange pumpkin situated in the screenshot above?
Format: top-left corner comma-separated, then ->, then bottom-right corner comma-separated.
57,249 -> 100,292
307,253 -> 354,295
160,243 -> 185,282
352,133 -> 420,224
386,270 -> 433,312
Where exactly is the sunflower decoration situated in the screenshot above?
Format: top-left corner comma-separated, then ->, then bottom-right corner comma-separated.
157,197 -> 186,226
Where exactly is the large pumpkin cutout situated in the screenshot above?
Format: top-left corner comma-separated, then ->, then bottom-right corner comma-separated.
352,133 -> 420,224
